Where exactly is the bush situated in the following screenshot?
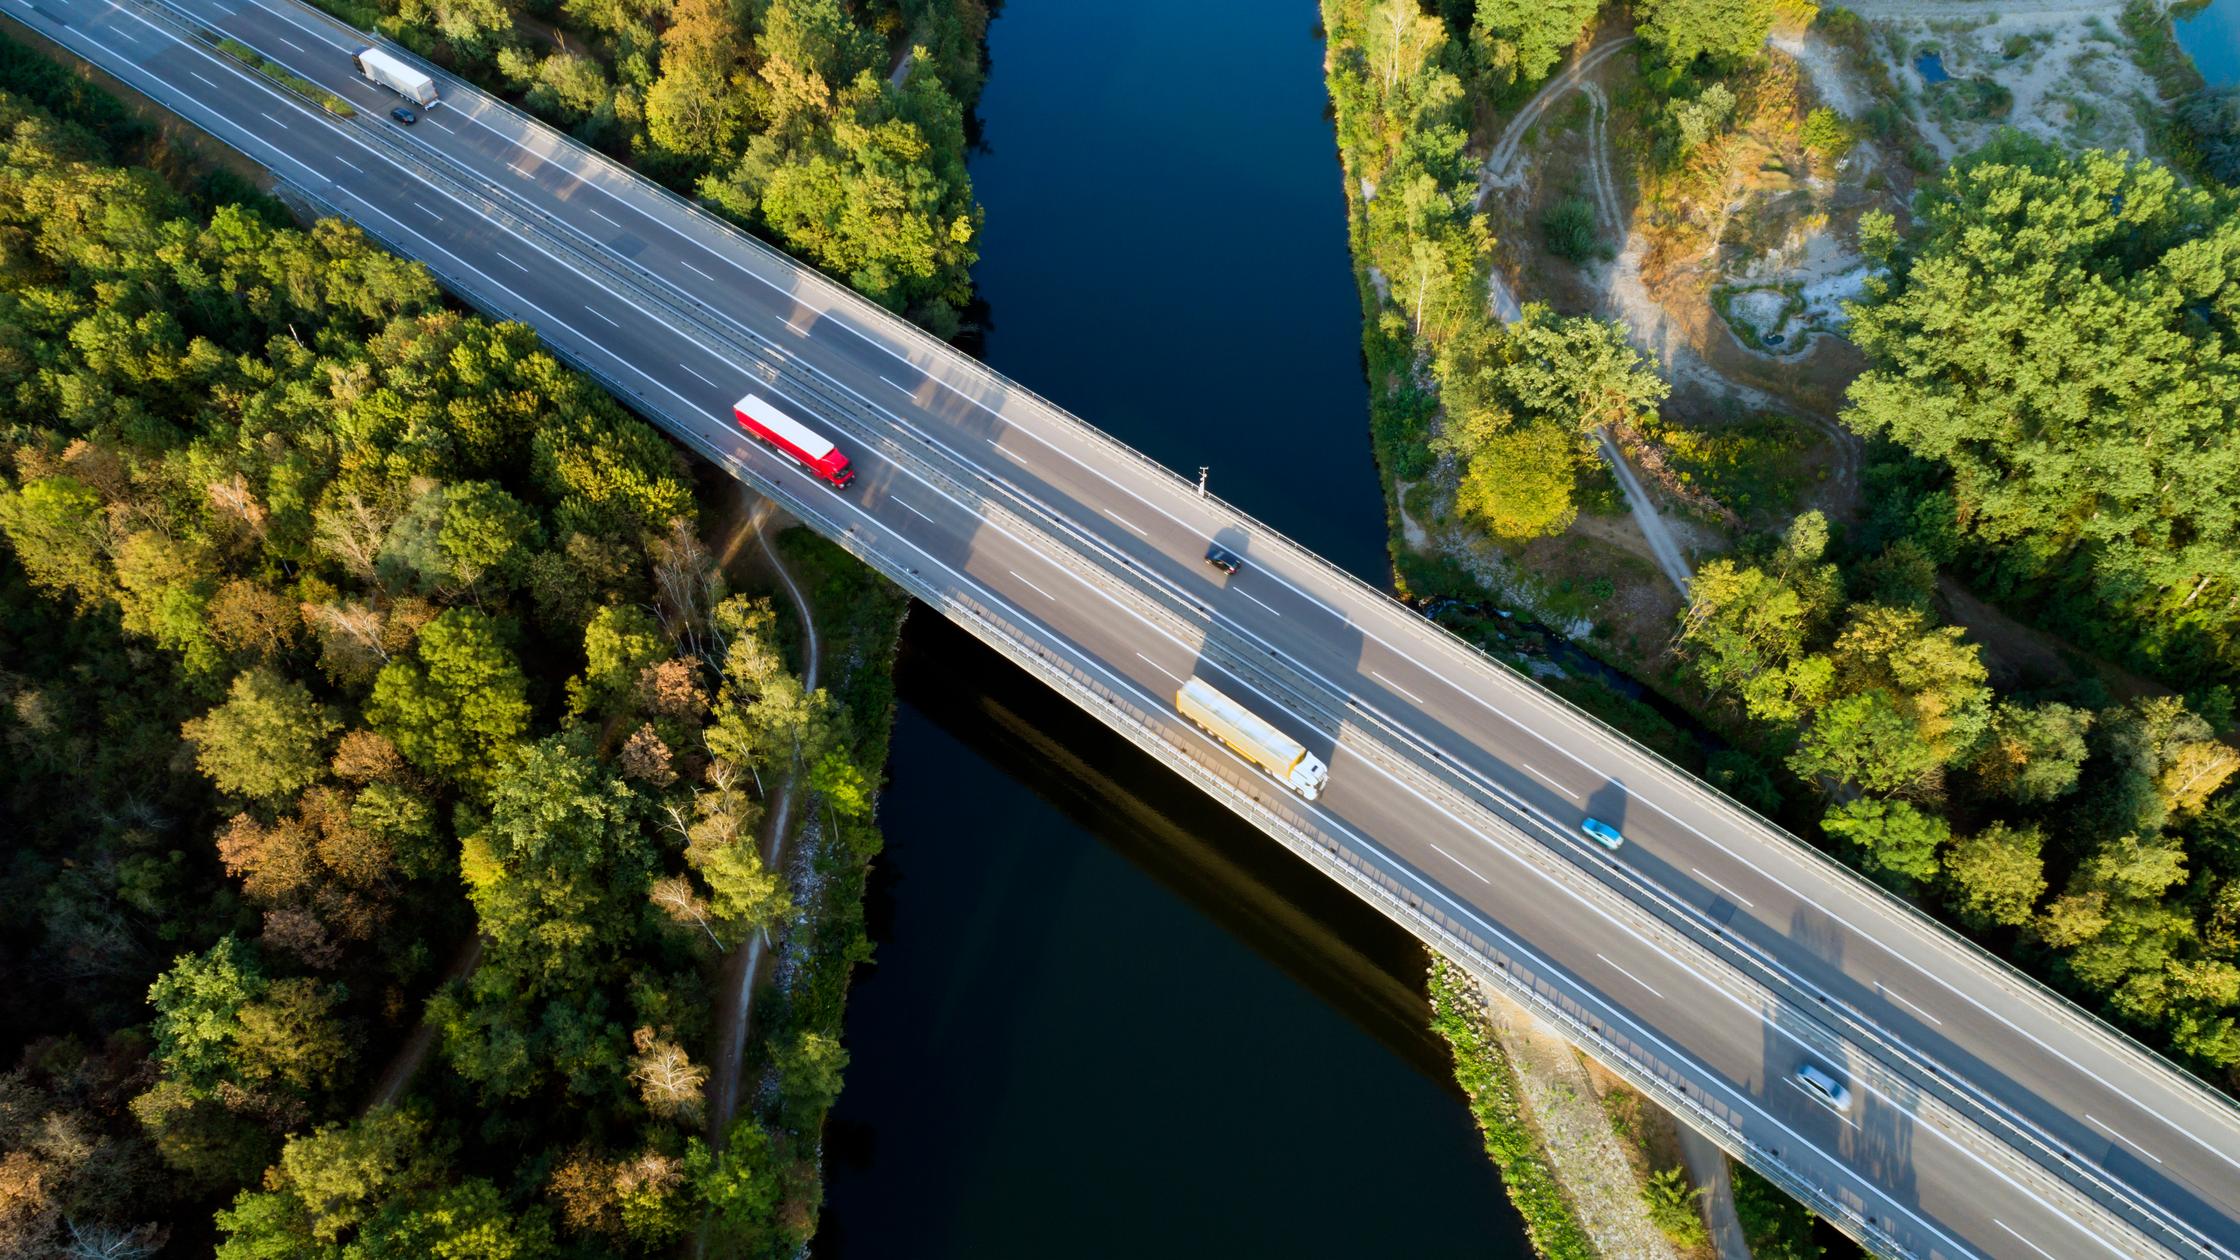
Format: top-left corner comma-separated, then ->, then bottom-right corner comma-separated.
1800,106 -> 1855,159
1643,1166 -> 1710,1248
1429,961 -> 1598,1260
1543,195 -> 1602,262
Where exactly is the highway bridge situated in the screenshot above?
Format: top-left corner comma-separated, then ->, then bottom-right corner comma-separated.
7,0 -> 2239,1253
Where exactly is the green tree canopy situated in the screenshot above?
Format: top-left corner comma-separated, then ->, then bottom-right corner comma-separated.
1843,140 -> 2240,669
365,608 -> 530,783
146,936 -> 265,1087
1471,0 -> 1599,90
183,667 -> 340,804
1632,0 -> 1776,69
1941,821 -> 2048,929
1821,796 -> 1949,882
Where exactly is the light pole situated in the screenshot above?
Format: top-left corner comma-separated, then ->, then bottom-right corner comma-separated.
1197,466 -> 1209,499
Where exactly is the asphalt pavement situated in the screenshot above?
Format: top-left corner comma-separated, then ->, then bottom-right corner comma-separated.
6,1 -> 2238,1254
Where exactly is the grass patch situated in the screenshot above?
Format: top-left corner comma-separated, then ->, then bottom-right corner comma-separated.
1644,408 -> 1813,522
1543,193 -> 1605,263
1429,958 -> 1600,1260
216,36 -> 356,117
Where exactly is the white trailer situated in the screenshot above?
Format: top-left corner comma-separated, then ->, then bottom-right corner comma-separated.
1175,677 -> 1329,800
351,46 -> 437,107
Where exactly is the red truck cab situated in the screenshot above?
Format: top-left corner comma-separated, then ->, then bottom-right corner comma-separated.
732,393 -> 855,488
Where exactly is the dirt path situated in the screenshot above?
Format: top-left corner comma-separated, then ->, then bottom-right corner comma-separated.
702,496 -> 823,1162
1470,975 -> 1686,1260
359,934 -> 484,1114
1479,28 -> 1863,550
1476,37 -> 1708,594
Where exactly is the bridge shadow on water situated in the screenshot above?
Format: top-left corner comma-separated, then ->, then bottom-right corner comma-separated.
880,611 -> 1456,1076
814,611 -> 1531,1258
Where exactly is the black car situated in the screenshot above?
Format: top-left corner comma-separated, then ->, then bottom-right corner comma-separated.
390,106 -> 418,125
1203,543 -> 1243,577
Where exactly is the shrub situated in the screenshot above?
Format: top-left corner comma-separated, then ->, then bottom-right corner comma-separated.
1800,106 -> 1855,159
1542,195 -> 1601,262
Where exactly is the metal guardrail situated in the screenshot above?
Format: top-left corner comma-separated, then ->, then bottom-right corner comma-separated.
277,3 -> 2240,1144
29,2 -> 2225,1252
201,0 -> 2240,1143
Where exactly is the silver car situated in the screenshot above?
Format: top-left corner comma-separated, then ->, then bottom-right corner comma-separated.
1797,1061 -> 1852,1110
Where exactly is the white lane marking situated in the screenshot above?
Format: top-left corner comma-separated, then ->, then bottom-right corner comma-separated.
1996,1220 -> 2061,1260
583,306 -> 620,329
259,111 -> 289,130
891,498 -> 935,525
509,160 -> 537,178
333,156 -> 363,175
1877,982 -> 1944,1028
585,205 -> 622,229
1787,1079 -> 1860,1130
1370,670 -> 1423,705
202,38 -> 2225,1189
1691,867 -> 1755,910
1597,953 -> 1663,1000
680,259 -> 716,283
275,34 -> 304,51
108,25 -> 139,40
1525,763 -> 1582,800
1237,588 -> 1282,617
878,325 -> 2240,1204
1008,570 -> 1055,602
300,145 -> 2076,1255
493,253 -> 528,272
1104,509 -> 1145,535
2087,1115 -> 2163,1165
1134,652 -> 1181,685
241,0 -> 354,52
108,30 -> 2196,1248
676,361 -> 718,389
1431,844 -> 1492,884
413,202 -> 442,220
786,314 -> 814,334
420,112 -> 454,131
190,71 -> 221,89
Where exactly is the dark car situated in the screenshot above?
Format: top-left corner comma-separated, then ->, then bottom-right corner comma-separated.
1203,543 -> 1243,577
390,106 -> 418,125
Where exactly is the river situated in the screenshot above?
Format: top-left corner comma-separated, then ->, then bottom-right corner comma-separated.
815,0 -> 1529,1255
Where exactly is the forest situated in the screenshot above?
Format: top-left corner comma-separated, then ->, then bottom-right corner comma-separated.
1325,0 -> 2240,1091
0,32 -> 905,1256
331,0 -> 988,334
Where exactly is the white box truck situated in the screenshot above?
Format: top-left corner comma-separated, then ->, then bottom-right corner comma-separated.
351,46 -> 437,107
1175,677 -> 1329,800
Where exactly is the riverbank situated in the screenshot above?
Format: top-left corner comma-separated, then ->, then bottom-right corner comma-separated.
818,3 -> 1531,1251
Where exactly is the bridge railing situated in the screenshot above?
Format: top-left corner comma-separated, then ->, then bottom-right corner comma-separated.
80,2 -> 2239,1243
216,0 -> 2240,1131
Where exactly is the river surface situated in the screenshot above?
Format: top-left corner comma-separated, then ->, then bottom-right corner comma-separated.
817,0 -> 1528,1254
2176,0 -> 2238,88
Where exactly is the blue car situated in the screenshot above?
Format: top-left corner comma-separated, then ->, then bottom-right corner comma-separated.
1581,817 -> 1625,850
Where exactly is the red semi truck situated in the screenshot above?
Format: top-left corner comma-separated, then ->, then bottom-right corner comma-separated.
732,393 -> 855,488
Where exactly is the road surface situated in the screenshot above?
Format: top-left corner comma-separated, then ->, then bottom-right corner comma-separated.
7,2 -> 2237,1255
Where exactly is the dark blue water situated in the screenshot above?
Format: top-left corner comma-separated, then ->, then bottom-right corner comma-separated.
818,620 -> 1524,1257
818,0 -> 1528,1255
1914,51 -> 1951,84
961,0 -> 1389,583
2177,0 -> 2239,87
